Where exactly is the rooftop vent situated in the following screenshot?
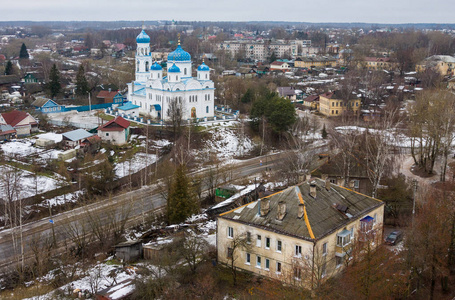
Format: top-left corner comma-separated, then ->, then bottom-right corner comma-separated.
276,201 -> 287,221
310,181 -> 317,198
260,198 -> 270,217
298,203 -> 304,219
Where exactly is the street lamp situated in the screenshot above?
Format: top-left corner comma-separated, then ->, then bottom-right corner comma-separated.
87,91 -> 92,113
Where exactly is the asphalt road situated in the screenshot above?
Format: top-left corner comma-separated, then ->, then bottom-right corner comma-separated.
0,153 -> 285,272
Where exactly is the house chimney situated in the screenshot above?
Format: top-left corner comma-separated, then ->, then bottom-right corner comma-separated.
325,178 -> 330,190
298,203 -> 304,219
260,198 -> 270,217
276,201 -> 287,221
310,181 -> 317,198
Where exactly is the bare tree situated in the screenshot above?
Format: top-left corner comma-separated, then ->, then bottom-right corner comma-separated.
177,231 -> 209,274
166,96 -> 185,139
365,104 -> 402,197
226,233 -> 251,285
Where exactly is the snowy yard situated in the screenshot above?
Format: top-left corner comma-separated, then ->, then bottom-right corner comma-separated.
114,152 -> 157,178
202,123 -> 255,159
0,165 -> 62,201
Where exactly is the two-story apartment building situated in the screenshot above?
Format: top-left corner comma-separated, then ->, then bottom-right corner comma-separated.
318,91 -> 361,117
416,55 -> 455,76
294,56 -> 337,69
217,178 -> 384,288
361,57 -> 397,71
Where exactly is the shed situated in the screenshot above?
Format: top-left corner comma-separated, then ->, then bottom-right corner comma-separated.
35,138 -> 55,147
58,149 -> 77,160
62,129 -> 93,149
114,240 -> 142,262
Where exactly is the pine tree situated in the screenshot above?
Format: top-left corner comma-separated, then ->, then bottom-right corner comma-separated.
269,51 -> 277,63
4,60 -> 13,75
167,164 -> 199,224
322,124 -> 328,139
241,88 -> 254,103
19,43 -> 29,59
75,65 -> 89,97
48,64 -> 61,99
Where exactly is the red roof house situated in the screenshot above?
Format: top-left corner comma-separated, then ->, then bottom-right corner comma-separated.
97,116 -> 131,145
0,110 -> 38,136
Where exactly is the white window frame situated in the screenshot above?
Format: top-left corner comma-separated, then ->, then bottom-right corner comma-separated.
265,258 -> 270,271
246,253 -> 251,265
276,240 -> 282,253
256,256 -> 261,268
256,235 -> 262,247
322,242 -> 328,256
227,227 -> 234,239
265,237 -> 271,249
295,245 -> 302,257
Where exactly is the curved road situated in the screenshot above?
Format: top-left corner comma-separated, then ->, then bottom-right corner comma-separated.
0,153 -> 284,271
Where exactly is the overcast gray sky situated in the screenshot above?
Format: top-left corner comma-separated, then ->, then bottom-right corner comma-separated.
1,0 -> 454,24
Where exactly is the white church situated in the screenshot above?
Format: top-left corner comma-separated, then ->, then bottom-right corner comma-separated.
126,29 -> 215,121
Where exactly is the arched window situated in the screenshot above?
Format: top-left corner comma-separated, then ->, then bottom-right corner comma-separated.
206,106 -> 209,113
145,61 -> 149,71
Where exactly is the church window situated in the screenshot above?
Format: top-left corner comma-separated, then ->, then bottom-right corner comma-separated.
206,74 -> 208,79
184,68 -> 187,75
145,61 -> 149,71
206,106 -> 209,113
176,88 -> 180,91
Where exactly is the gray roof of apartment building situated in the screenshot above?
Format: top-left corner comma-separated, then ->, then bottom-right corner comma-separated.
219,178 -> 384,242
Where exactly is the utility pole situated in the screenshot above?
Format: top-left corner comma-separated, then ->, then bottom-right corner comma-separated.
412,179 -> 418,223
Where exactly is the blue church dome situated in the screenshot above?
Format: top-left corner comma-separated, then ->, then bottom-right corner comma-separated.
150,62 -> 163,71
167,45 -> 191,62
197,62 -> 210,71
136,30 -> 150,44
168,63 -> 181,73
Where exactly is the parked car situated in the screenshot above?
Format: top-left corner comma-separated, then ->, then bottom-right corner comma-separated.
385,230 -> 403,245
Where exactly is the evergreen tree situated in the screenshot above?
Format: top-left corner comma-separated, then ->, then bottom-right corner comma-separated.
47,64 -> 61,99
167,164 -> 199,224
241,88 -> 254,103
251,91 -> 297,134
4,60 -> 13,75
322,124 -> 328,139
19,43 -> 29,59
269,51 -> 277,63
75,65 -> 89,97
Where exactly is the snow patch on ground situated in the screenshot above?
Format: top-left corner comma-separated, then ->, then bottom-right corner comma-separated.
114,153 -> 157,178
25,262 -> 137,300
38,191 -> 84,207
203,125 -> 254,159
0,165 -> 62,201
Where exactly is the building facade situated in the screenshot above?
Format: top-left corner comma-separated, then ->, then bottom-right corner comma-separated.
318,91 -> 361,117
127,30 -> 215,121
217,179 -> 384,288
